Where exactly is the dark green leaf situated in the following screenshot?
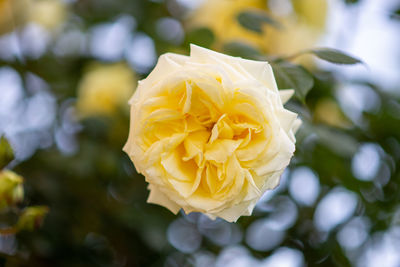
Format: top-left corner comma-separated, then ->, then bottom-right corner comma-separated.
390,7 -> 400,20
314,125 -> 359,157
272,63 -> 314,102
310,48 -> 362,65
186,27 -> 215,49
237,10 -> 280,33
223,42 -> 264,60
0,136 -> 14,169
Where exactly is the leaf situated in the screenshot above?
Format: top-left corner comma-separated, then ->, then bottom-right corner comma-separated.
186,27 -> 215,49
0,136 -> 14,169
223,42 -> 264,60
314,126 -> 359,157
17,206 -> 49,232
310,48 -> 362,65
390,8 -> 400,20
237,10 -> 280,33
272,63 -> 314,102
0,170 -> 24,211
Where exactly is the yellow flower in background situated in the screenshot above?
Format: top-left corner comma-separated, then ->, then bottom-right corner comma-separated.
30,0 -> 67,30
188,0 -> 327,64
76,63 -> 137,118
123,45 -> 300,222
314,98 -> 351,128
188,0 -> 267,49
0,170 -> 24,211
0,0 -> 29,35
0,0 -> 67,35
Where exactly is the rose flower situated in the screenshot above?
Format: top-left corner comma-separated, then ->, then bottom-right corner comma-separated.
76,62 -> 137,118
124,45 -> 300,222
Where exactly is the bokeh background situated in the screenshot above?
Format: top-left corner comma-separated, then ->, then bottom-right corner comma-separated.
1,0 -> 400,266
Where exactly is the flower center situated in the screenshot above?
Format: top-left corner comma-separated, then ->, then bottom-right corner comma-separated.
139,78 -> 268,199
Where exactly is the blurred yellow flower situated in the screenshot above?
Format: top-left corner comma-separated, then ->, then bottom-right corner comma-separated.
188,0 -> 327,64
188,0 -> 267,49
0,170 -> 24,211
0,0 -> 29,35
0,0 -> 66,35
30,0 -> 67,30
124,45 -> 300,222
314,98 -> 351,128
76,63 -> 137,118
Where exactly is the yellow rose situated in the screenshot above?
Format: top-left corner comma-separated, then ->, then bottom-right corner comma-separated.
123,45 -> 300,222
0,0 -> 29,35
29,0 -> 67,30
188,0 -> 327,65
76,62 -> 137,118
187,0 -> 267,49
314,98 -> 351,128
0,170 -> 24,211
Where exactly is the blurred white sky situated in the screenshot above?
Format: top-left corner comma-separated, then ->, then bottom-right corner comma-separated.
321,0 -> 400,91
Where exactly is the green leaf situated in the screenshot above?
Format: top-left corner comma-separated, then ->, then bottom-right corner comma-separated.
223,42 -> 264,60
390,8 -> 400,20
314,126 -> 359,157
0,136 -> 14,169
345,0 -> 359,4
186,27 -> 215,49
310,48 -> 362,65
17,206 -> 49,232
272,63 -> 314,102
237,10 -> 280,33
0,170 -> 24,211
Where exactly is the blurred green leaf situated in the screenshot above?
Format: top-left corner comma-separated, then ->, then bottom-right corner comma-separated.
17,206 -> 49,232
186,27 -> 215,49
0,170 -> 24,211
236,10 -> 280,33
272,63 -> 314,102
0,136 -> 14,169
314,125 -> 359,157
345,0 -> 359,4
390,7 -> 400,20
309,48 -> 363,65
223,41 -> 264,60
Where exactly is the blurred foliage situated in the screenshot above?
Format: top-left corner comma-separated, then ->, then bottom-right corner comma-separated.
0,137 -> 14,169
0,0 -> 399,266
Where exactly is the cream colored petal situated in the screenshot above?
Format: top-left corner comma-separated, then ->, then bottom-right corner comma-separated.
205,139 -> 242,163
254,129 -> 295,176
190,44 -> 278,95
141,53 -> 189,88
279,89 -> 295,104
189,167 -> 204,196
211,199 -> 255,223
129,53 -> 189,105
194,79 -> 224,109
185,192 -> 225,212
205,163 -> 219,194
183,130 -> 209,162
292,118 -> 302,134
168,179 -> 195,198
182,81 -> 192,114
236,133 -> 269,162
147,185 -> 180,214
217,155 -> 241,193
277,109 -> 298,134
243,169 -> 261,199
190,44 -> 236,65
235,58 -> 279,93
161,150 -> 197,182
